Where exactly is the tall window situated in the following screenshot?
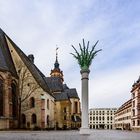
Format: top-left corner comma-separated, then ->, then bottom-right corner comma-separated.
30,97 -> 35,108
0,79 -> 3,116
64,115 -> 66,120
133,120 -> 135,126
133,109 -> 135,116
47,99 -> 49,109
137,120 -> 140,126
74,101 -> 78,113
64,107 -> 66,113
21,114 -> 26,124
32,114 -> 37,124
133,101 -> 135,107
47,115 -> 49,125
11,83 -> 17,118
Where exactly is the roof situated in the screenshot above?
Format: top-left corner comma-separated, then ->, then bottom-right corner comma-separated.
0,28 -> 52,96
0,28 -> 18,77
53,87 -> 79,101
66,88 -> 79,99
45,77 -> 63,92
53,92 -> 69,101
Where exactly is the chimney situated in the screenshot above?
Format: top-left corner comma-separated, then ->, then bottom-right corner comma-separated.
28,54 -> 34,63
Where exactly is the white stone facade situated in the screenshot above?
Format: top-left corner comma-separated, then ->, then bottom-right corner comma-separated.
89,108 -> 117,129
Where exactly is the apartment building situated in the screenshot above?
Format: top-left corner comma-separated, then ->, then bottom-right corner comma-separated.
131,77 -> 140,131
89,108 -> 117,129
114,99 -> 132,130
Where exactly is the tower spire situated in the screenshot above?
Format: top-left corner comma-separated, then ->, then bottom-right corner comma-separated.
54,47 -> 59,68
50,47 -> 64,82
56,47 -> 59,62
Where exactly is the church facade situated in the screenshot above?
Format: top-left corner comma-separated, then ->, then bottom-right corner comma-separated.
0,28 -> 81,130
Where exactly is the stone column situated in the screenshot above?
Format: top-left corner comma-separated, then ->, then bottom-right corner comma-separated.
80,69 -> 90,135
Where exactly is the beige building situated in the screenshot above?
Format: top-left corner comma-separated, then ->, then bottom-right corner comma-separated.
131,77 -> 140,131
114,99 -> 132,130
45,54 -> 81,129
89,108 -> 117,129
0,28 -> 81,130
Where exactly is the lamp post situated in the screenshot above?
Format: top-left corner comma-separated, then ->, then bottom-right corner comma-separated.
71,39 -> 101,134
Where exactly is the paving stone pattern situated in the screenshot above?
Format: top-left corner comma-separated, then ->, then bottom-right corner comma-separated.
0,130 -> 140,140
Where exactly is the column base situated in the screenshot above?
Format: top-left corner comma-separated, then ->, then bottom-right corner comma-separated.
79,128 -> 91,135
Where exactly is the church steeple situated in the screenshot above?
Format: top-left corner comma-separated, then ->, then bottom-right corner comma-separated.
50,48 -> 64,82
54,48 -> 59,69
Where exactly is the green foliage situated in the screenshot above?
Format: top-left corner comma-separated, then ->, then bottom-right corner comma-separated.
70,39 -> 102,70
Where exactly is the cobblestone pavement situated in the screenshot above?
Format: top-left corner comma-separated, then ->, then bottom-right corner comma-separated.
0,130 -> 140,140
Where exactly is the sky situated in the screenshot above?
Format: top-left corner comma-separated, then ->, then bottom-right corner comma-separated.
0,0 -> 140,108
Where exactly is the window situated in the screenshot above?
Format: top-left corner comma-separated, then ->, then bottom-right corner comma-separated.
111,116 -> 112,120
96,117 -> 98,120
133,120 -> 135,126
30,97 -> 35,108
137,120 -> 140,126
11,83 -> 17,118
64,115 -> 66,120
102,116 -> 104,120
132,109 -> 135,116
74,101 -> 78,113
47,99 -> 49,109
64,107 -> 67,113
32,114 -> 37,124
0,79 -> 3,116
133,101 -> 135,107
47,115 -> 49,125
107,116 -> 109,120
21,114 -> 26,124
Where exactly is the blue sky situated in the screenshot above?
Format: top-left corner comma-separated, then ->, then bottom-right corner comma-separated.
0,0 -> 140,108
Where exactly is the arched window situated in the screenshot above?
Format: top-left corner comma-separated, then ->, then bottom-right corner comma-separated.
21,114 -> 26,124
0,79 -> 3,116
30,97 -> 35,108
11,83 -> 17,118
32,114 -> 37,124
47,99 -> 49,109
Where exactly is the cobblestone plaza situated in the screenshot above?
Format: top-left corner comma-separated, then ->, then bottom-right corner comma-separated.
0,130 -> 140,140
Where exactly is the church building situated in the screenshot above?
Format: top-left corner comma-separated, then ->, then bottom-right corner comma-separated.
0,28 -> 81,130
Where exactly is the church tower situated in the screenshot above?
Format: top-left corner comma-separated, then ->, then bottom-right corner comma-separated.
50,48 -> 64,82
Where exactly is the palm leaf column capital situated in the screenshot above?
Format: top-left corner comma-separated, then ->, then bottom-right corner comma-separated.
70,39 -> 102,71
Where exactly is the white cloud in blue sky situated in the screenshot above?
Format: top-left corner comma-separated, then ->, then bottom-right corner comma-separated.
0,0 -> 140,108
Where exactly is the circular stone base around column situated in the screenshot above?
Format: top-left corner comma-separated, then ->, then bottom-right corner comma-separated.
79,128 -> 91,135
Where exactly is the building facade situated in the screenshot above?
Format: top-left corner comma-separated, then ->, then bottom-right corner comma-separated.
114,76 -> 140,131
114,99 -> 132,130
45,53 -> 81,129
0,28 -> 81,130
131,77 -> 140,131
89,108 -> 117,129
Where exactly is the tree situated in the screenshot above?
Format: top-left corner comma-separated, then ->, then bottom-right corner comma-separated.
17,63 -> 40,128
70,39 -> 102,70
